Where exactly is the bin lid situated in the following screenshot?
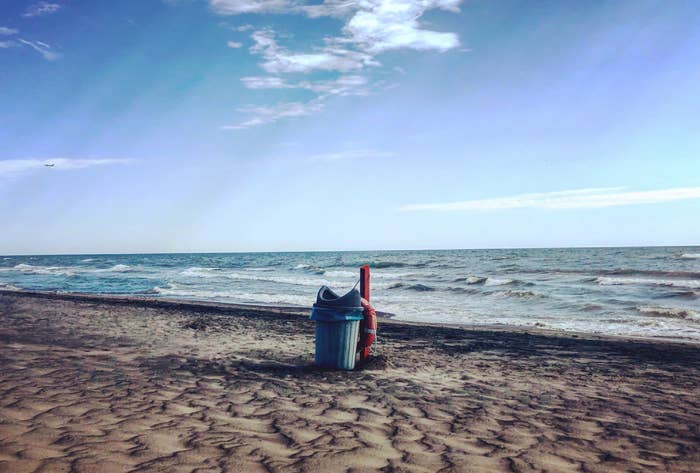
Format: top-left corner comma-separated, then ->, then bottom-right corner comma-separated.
314,286 -> 362,309
309,286 -> 364,322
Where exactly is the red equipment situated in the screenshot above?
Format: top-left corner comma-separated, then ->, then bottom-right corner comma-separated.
357,265 -> 377,361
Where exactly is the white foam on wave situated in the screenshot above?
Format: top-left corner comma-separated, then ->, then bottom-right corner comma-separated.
179,266 -> 353,287
484,278 -> 515,286
374,272 -> 421,280
80,258 -> 94,262
323,270 -> 356,278
0,282 -> 22,291
94,264 -> 133,273
596,276 -> 700,289
153,283 -> 311,306
466,276 -> 487,284
243,267 -> 275,272
180,267 -> 219,277
9,263 -> 77,276
681,253 -> 700,259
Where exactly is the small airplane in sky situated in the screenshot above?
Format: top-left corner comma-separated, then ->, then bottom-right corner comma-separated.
44,163 -> 55,167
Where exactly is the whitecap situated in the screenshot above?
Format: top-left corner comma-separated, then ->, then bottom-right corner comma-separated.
596,276 -> 700,289
681,253 -> 700,259
11,263 -> 76,276
323,270 -> 356,278
153,283 -> 311,306
484,278 -> 516,286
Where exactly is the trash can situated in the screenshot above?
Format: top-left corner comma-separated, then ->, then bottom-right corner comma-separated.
310,286 -> 364,370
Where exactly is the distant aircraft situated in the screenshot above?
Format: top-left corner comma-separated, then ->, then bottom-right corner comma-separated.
44,163 -> 55,167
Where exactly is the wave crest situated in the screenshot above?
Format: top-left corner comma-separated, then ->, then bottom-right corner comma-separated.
596,276 -> 700,289
636,305 -> 700,321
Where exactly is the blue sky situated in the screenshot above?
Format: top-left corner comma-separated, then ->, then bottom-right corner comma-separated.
1,0 -> 699,254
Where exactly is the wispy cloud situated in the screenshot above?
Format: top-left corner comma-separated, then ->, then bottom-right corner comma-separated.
227,40 -> 243,48
399,187 -> 700,211
203,1 -> 464,129
241,74 -> 370,96
22,2 -> 62,18
17,38 -> 60,61
0,27 -> 18,36
220,100 -> 325,129
210,0 -> 463,54
231,75 -> 373,128
308,149 -> 395,162
0,158 -> 134,179
210,0 -> 293,15
249,29 -> 378,74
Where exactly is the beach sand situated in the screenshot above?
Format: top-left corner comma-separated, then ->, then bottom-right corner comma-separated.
0,290 -> 699,472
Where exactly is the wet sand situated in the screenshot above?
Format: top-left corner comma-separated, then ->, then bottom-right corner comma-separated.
0,290 -> 699,473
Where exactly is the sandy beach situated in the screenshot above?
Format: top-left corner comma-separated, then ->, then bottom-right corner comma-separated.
0,290 -> 699,472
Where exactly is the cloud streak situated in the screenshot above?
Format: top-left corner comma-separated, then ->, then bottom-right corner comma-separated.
0,158 -> 134,179
0,27 -> 19,36
207,1 -> 464,129
399,187 -> 700,211
308,149 -> 395,162
22,2 -> 62,18
221,100 -> 325,129
17,38 -> 60,61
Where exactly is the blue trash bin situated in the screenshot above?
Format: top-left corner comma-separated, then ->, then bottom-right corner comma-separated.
310,286 -> 364,370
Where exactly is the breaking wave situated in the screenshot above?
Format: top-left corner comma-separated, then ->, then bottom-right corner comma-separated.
179,267 -> 351,287
453,276 -> 517,286
596,277 -> 700,289
636,305 -> 700,321
153,283 -> 311,306
681,253 -> 700,259
388,283 -> 435,292
491,290 -> 545,300
323,270 -> 357,278
8,264 -> 77,276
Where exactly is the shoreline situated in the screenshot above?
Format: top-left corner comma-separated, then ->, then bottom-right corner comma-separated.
1,290 -> 699,471
2,288 -> 698,346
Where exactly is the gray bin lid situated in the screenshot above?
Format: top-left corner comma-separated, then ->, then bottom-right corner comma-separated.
309,286 -> 363,322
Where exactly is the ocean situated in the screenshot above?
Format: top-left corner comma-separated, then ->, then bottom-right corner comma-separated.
1,247 -> 699,342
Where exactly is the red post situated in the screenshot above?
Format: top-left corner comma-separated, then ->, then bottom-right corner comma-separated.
360,265 -> 370,302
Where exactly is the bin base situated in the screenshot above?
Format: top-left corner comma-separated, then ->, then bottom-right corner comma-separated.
314,320 -> 360,370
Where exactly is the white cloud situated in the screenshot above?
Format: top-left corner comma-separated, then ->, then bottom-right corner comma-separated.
344,0 -> 462,53
0,41 -> 17,49
241,74 -> 370,96
221,100 -> 325,129
250,29 -> 378,74
227,40 -> 243,48
301,0 -> 357,18
399,187 -> 700,211
231,75 -> 371,128
0,158 -> 135,179
17,38 -> 60,61
308,149 -> 395,162
209,0 -> 295,15
205,1 -> 463,129
0,27 -> 18,36
22,2 -> 62,18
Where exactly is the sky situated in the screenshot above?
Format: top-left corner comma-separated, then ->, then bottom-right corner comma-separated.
1,0 -> 699,254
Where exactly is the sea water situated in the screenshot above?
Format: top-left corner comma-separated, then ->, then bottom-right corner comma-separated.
1,247 -> 699,342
